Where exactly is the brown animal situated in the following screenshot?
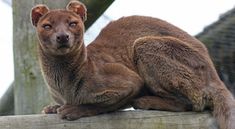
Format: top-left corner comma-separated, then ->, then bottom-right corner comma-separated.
31,1 -> 235,129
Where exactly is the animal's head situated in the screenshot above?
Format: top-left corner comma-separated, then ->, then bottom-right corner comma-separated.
31,1 -> 87,55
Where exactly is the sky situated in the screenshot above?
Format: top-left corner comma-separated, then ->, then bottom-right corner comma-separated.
0,0 -> 13,98
85,0 -> 235,43
0,0 -> 235,98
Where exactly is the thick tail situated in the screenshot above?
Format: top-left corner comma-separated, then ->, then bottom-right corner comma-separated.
211,86 -> 235,129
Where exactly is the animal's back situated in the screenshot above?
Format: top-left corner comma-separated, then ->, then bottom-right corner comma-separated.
87,16 -> 209,68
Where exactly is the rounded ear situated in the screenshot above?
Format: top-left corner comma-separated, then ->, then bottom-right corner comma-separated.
31,5 -> 49,27
66,1 -> 87,22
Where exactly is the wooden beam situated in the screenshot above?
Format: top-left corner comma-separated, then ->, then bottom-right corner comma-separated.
0,110 -> 218,129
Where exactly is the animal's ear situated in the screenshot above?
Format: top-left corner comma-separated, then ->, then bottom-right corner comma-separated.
31,5 -> 49,27
66,1 -> 87,22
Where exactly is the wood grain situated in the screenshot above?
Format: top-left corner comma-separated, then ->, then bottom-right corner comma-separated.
0,110 -> 218,129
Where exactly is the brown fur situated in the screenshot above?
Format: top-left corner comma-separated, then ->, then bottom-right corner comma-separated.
31,1 -> 235,128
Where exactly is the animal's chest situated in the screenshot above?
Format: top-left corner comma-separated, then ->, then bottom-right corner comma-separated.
44,68 -> 77,104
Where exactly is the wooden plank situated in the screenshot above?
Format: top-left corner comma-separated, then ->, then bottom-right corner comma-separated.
0,110 -> 218,129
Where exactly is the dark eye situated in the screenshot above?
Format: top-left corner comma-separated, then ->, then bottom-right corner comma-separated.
69,22 -> 77,28
42,24 -> 52,30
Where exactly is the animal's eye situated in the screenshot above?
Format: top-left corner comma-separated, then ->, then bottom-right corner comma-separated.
42,24 -> 52,30
69,22 -> 77,28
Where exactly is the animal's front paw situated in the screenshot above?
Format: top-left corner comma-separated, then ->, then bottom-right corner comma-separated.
42,105 -> 61,114
57,105 -> 84,120
132,97 -> 151,110
57,104 -> 102,120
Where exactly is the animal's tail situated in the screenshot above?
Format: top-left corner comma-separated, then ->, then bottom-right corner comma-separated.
210,83 -> 235,129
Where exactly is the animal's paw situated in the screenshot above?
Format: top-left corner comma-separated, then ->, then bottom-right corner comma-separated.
42,105 -> 61,114
57,105 -> 90,120
132,98 -> 151,110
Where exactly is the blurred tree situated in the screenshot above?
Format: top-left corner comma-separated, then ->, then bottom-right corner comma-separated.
196,8 -> 235,95
13,0 -> 114,115
0,83 -> 14,115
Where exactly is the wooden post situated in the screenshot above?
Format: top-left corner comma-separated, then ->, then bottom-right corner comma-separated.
13,0 -> 114,115
13,0 -> 52,115
0,111 -> 218,129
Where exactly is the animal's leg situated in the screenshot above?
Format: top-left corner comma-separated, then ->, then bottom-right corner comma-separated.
57,63 -> 143,120
132,96 -> 192,111
133,36 -> 208,112
42,90 -> 64,114
57,83 -> 141,120
133,36 -> 235,129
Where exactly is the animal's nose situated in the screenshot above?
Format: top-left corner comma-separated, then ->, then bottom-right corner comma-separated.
56,34 -> 69,44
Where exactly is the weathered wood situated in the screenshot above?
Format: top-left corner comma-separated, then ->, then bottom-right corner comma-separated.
13,0 -> 114,115
0,111 -> 218,129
